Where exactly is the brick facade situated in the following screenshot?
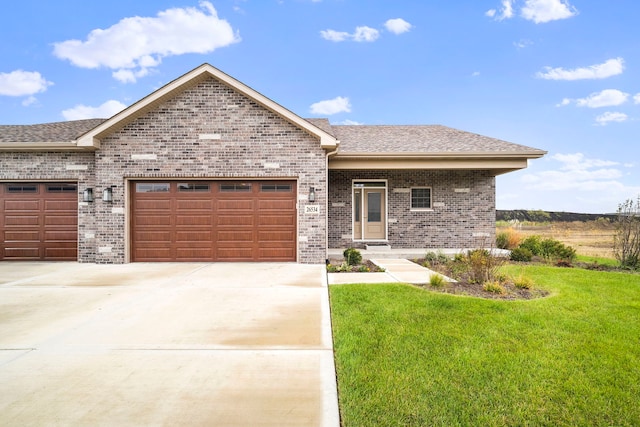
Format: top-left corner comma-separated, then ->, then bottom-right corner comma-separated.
0,77 -> 328,264
328,169 -> 496,250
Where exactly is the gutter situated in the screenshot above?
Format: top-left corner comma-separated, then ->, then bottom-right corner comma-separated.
324,142 -> 340,264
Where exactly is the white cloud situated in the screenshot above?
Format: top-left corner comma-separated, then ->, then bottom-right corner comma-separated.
321,25 -> 380,43
486,0 -> 514,21
514,39 -> 533,49
22,96 -> 38,107
335,119 -> 363,125
536,58 -> 624,81
0,70 -> 53,97
634,93 -> 640,104
320,29 -> 350,42
556,98 -> 571,107
62,100 -> 127,120
384,18 -> 412,35
595,112 -> 628,126
575,89 -> 629,108
521,0 -> 578,23
53,1 -> 240,83
310,96 -> 351,115
521,153 -> 623,191
353,26 -> 380,42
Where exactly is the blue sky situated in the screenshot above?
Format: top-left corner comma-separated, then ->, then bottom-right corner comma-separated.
1,0 -> 639,214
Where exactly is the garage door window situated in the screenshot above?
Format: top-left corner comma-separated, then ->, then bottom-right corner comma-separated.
6,183 -> 38,193
47,183 -> 78,193
136,183 -> 170,193
178,183 -> 210,192
261,184 -> 292,192
220,183 -> 252,192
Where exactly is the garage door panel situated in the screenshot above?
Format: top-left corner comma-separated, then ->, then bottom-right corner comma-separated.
216,199 -> 253,210
3,247 -> 40,259
257,248 -> 295,260
45,216 -> 77,226
217,230 -> 253,242
176,199 -> 212,210
258,214 -> 296,226
135,215 -> 172,226
175,231 -> 212,241
135,199 -> 172,210
175,247 -> 214,260
44,247 -> 77,259
176,215 -> 211,226
44,200 -> 76,211
258,230 -> 295,242
5,215 -> 40,226
131,180 -> 296,262
135,231 -> 172,242
44,231 -> 77,242
4,231 -> 39,242
4,200 -> 40,211
217,215 -> 254,226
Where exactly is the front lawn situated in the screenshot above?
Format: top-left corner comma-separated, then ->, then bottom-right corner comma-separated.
330,265 -> 640,426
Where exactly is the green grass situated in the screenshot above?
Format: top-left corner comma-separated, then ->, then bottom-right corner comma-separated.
330,265 -> 640,426
575,254 -> 619,267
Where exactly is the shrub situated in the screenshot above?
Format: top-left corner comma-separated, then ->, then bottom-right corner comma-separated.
326,264 -> 338,273
424,251 -> 438,264
520,235 -> 542,256
429,273 -> 446,288
510,247 -> 533,262
513,275 -> 534,290
613,197 -> 640,269
358,265 -> 370,272
539,238 -> 576,263
343,248 -> 362,266
496,228 -> 522,250
483,281 -> 505,294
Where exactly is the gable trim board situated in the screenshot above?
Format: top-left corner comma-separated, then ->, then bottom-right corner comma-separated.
0,64 -> 546,263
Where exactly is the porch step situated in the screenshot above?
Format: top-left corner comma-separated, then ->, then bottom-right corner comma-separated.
365,244 -> 391,251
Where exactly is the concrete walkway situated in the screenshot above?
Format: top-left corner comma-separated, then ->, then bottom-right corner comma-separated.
0,262 -> 339,426
328,259 -> 443,285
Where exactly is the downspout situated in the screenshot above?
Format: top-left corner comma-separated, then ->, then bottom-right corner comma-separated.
325,142 -> 340,263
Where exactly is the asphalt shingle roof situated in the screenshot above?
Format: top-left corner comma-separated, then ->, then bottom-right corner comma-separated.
0,119 -> 106,143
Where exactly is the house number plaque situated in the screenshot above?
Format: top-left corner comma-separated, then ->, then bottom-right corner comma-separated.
304,205 -> 320,214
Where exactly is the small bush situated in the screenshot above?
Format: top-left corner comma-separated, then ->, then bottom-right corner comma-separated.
483,281 -> 505,294
513,275 -> 534,290
520,235 -> 542,256
496,228 -> 522,250
358,265 -> 370,272
429,274 -> 446,288
540,238 -> 576,263
343,248 -> 362,266
510,247 -> 533,262
326,264 -> 338,273
424,251 -> 438,264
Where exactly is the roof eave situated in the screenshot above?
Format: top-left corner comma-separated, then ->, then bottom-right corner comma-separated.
0,141 -> 96,152
333,150 -> 547,160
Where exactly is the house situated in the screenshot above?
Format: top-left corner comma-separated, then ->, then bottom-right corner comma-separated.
0,64 -> 545,264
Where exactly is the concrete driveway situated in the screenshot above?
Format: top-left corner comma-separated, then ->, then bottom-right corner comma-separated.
0,262 -> 339,426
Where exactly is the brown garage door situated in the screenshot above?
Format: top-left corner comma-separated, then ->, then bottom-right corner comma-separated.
0,182 -> 78,261
131,181 -> 297,262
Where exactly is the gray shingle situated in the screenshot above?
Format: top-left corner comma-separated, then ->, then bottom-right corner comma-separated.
0,119 -> 106,143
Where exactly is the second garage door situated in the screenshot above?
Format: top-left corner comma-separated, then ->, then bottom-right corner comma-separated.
131,181 -> 297,262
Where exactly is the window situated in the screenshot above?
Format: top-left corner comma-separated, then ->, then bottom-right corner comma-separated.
47,183 -> 77,193
261,184 -> 292,192
219,183 -> 252,192
136,183 -> 170,193
178,183 -> 210,192
6,183 -> 38,193
411,188 -> 432,209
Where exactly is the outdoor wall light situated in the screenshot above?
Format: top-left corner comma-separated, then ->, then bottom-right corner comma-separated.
309,187 -> 316,202
103,187 -> 113,203
83,188 -> 94,203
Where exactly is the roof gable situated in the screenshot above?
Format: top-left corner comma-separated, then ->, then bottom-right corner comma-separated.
77,63 -> 338,150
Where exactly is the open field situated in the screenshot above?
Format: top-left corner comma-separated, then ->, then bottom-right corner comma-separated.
497,220 -> 616,259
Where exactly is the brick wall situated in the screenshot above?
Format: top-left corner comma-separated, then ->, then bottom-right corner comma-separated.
92,77 -> 327,263
328,169 -> 496,249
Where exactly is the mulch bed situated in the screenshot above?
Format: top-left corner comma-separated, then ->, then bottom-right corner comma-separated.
327,259 -> 385,273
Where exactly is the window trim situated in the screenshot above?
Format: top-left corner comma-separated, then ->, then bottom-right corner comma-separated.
410,187 -> 433,211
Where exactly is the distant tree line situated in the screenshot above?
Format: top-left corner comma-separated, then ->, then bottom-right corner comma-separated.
496,210 -> 617,223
